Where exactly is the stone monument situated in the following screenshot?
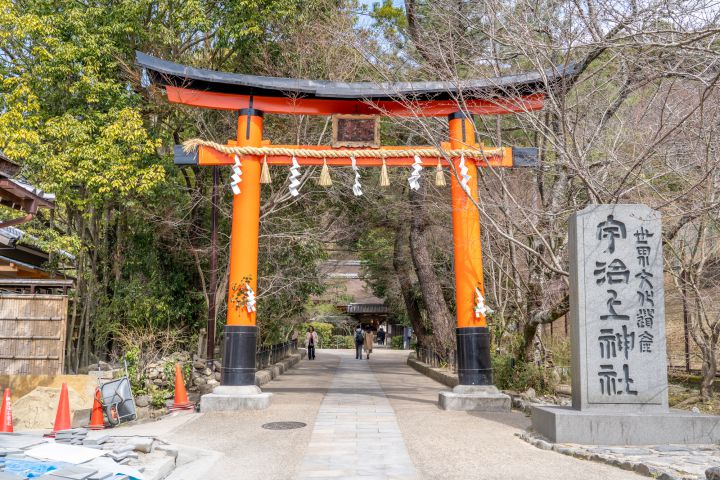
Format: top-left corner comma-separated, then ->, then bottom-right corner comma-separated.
532,204 -> 720,444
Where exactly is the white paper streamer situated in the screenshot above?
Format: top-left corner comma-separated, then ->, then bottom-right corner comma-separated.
351,156 -> 363,196
408,155 -> 423,190
459,154 -> 471,194
474,288 -> 493,318
230,154 -> 242,195
140,68 -> 151,89
288,156 -> 301,197
245,283 -> 256,313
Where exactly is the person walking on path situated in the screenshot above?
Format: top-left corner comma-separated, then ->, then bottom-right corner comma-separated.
354,325 -> 364,360
378,327 -> 385,345
306,326 -> 318,360
363,328 -> 374,360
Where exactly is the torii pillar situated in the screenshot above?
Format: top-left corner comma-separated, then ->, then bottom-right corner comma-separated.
439,111 -> 511,411
200,108 -> 272,411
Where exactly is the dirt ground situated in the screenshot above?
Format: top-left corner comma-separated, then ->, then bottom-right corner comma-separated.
12,385 -> 85,429
668,380 -> 720,413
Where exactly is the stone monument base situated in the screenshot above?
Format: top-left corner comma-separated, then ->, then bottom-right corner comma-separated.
438,385 -> 511,412
200,385 -> 272,412
532,405 -> 720,445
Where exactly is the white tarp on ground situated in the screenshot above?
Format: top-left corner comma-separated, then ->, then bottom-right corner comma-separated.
25,442 -> 106,464
83,456 -> 145,479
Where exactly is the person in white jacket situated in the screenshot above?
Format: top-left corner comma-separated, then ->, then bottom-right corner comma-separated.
306,326 -> 318,360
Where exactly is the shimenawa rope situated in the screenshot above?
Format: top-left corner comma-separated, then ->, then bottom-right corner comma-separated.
183,139 -> 502,160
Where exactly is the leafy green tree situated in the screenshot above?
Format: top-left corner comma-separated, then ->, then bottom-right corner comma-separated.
0,0 -> 338,370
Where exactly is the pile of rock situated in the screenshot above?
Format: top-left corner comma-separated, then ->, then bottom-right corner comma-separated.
141,352 -> 221,396
187,358 -> 221,395
112,351 -> 226,415
143,352 -> 191,390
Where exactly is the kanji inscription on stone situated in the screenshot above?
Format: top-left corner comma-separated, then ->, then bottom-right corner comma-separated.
570,205 -> 667,407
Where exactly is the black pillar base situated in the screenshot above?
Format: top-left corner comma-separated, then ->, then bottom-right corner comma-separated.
456,327 -> 492,385
222,325 -> 257,386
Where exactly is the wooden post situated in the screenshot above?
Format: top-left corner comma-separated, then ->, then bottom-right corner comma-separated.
207,166 -> 219,368
449,112 -> 492,385
222,108 -> 263,386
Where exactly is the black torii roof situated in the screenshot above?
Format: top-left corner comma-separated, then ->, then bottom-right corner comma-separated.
136,52 -> 575,101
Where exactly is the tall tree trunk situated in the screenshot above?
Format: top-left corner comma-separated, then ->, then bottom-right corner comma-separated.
408,189 -> 455,353
700,345 -> 716,400
65,210 -> 82,372
520,296 -> 570,362
392,222 -> 431,345
81,210 -> 100,368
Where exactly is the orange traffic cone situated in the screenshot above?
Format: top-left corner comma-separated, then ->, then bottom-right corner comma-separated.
169,363 -> 194,411
0,388 -> 13,432
88,387 -> 105,430
51,383 -> 72,435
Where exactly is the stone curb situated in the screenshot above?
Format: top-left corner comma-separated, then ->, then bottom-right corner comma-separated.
517,431 -> 713,480
406,352 -> 458,388
165,444 -> 224,480
518,431 -> 663,478
255,350 -> 307,387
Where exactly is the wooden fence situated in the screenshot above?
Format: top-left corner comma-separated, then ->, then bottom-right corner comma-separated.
0,294 -> 68,374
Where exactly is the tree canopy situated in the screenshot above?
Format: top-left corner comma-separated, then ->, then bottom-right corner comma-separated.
1,0 -> 719,397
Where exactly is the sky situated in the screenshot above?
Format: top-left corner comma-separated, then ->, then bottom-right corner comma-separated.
360,0 -> 404,7
355,0 -> 404,28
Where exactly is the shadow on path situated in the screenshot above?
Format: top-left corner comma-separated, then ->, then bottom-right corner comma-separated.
367,349 -> 644,480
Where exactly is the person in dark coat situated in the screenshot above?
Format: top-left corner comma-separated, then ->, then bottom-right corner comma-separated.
306,326 -> 318,360
354,325 -> 364,360
378,327 -> 386,345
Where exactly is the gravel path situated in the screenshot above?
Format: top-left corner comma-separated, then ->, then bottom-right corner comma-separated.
119,348 -> 648,479
168,351 -> 339,479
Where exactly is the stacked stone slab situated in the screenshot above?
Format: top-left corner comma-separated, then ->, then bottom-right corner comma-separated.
54,428 -> 88,445
532,204 -> 720,444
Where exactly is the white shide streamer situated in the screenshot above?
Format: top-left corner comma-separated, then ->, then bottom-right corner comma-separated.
288,156 -> 301,197
474,288 -> 493,318
351,156 -> 363,196
408,155 -> 423,190
230,154 -> 242,195
245,284 -> 257,313
459,154 -> 471,194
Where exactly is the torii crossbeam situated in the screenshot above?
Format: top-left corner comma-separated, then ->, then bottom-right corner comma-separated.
137,52 -> 572,411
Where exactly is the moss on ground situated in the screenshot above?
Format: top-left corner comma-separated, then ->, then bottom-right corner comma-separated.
668,382 -> 720,413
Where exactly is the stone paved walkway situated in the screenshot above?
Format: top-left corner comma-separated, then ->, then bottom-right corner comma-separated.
297,354 -> 417,480
138,349 -> 648,479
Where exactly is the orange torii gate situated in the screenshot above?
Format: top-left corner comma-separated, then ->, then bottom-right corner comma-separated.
137,52 -> 571,411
